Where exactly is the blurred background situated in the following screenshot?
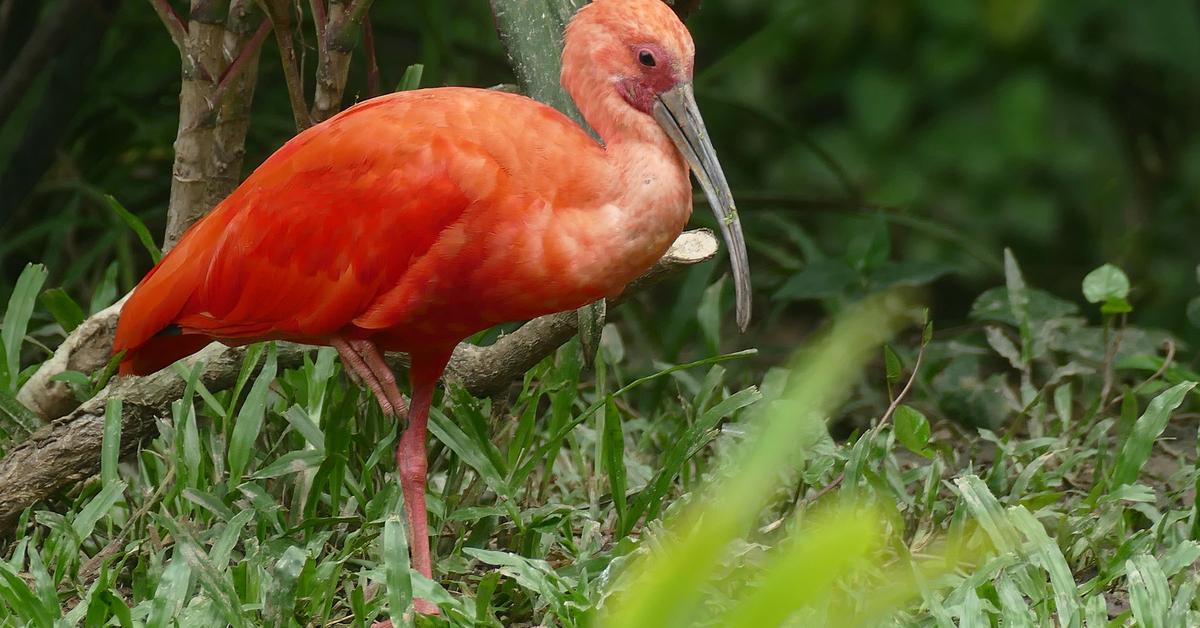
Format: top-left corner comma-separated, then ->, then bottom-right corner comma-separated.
2,0 -> 1199,357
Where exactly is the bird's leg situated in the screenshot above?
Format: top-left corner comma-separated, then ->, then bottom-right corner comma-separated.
332,338 -> 402,417
396,352 -> 451,616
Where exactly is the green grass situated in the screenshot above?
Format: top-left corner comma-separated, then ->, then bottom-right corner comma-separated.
2,250 -> 1199,626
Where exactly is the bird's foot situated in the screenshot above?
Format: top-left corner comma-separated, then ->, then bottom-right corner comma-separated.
414,597 -> 439,615
370,598 -> 439,627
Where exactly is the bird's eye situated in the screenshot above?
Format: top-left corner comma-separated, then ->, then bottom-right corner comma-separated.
638,50 -> 657,68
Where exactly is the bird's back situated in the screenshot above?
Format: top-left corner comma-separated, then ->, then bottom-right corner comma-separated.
115,88 -> 615,374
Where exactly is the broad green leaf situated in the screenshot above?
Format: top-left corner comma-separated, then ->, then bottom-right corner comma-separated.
176,539 -> 245,628
870,260 -> 954,289
774,259 -> 858,301
72,480 -> 126,541
1082,263 -> 1131,304
894,404 -> 933,458
1010,506 -> 1079,626
954,475 -> 1020,552
0,559 -> 55,628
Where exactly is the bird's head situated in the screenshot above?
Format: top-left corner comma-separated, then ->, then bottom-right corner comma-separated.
563,0 -> 751,331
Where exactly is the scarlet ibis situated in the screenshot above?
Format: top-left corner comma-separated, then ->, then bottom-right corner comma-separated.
114,0 -> 749,614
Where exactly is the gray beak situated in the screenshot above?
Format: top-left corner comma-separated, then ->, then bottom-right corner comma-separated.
653,83 -> 752,331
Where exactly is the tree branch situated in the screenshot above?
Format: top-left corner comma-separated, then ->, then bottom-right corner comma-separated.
258,0 -> 311,129
1,230 -> 718,535
362,15 -> 379,97
162,2 -> 234,249
16,0 -> 268,413
147,0 -> 188,52
310,0 -> 373,122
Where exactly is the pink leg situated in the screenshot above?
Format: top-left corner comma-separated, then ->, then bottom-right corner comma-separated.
396,352 -> 450,616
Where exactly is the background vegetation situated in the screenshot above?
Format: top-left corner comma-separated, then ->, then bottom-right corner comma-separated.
1,0 -> 1199,625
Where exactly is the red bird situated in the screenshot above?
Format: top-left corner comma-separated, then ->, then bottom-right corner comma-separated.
114,0 -> 749,614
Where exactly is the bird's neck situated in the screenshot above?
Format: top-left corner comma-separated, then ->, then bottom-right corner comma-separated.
565,88 -> 694,297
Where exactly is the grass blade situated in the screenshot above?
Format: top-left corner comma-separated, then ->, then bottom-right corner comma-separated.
101,397 -> 122,487
228,343 -> 278,485
601,292 -> 913,628
39,287 -> 85,333
102,194 -> 162,263
263,545 -> 308,627
384,512 -> 414,627
2,263 -> 49,391
396,64 -> 424,92
602,397 -> 627,530
0,387 -> 41,442
1126,554 -> 1170,628
720,505 -> 881,628
0,559 -> 55,628
146,556 -> 192,628
1009,506 -> 1080,626
72,480 -> 125,541
1111,381 -> 1195,488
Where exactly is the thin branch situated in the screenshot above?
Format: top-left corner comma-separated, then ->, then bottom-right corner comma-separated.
258,0 -> 312,129
327,0 -> 372,51
309,0 -> 327,38
311,0 -> 373,121
148,0 -> 188,51
362,15 -> 379,97
206,17 -> 271,116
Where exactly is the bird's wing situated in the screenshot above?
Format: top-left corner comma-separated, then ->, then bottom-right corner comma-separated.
115,88 -> 603,372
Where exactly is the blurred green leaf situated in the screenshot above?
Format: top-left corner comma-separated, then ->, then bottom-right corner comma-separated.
39,287 -> 84,333
894,404 -> 933,458
774,259 -> 858,301
102,194 -> 161,263
1082,264 -> 1131,305
396,63 -> 424,92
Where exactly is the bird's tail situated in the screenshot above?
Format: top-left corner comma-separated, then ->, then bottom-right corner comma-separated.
113,214 -> 222,375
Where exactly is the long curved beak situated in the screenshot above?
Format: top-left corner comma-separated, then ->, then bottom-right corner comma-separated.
653,83 -> 752,331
